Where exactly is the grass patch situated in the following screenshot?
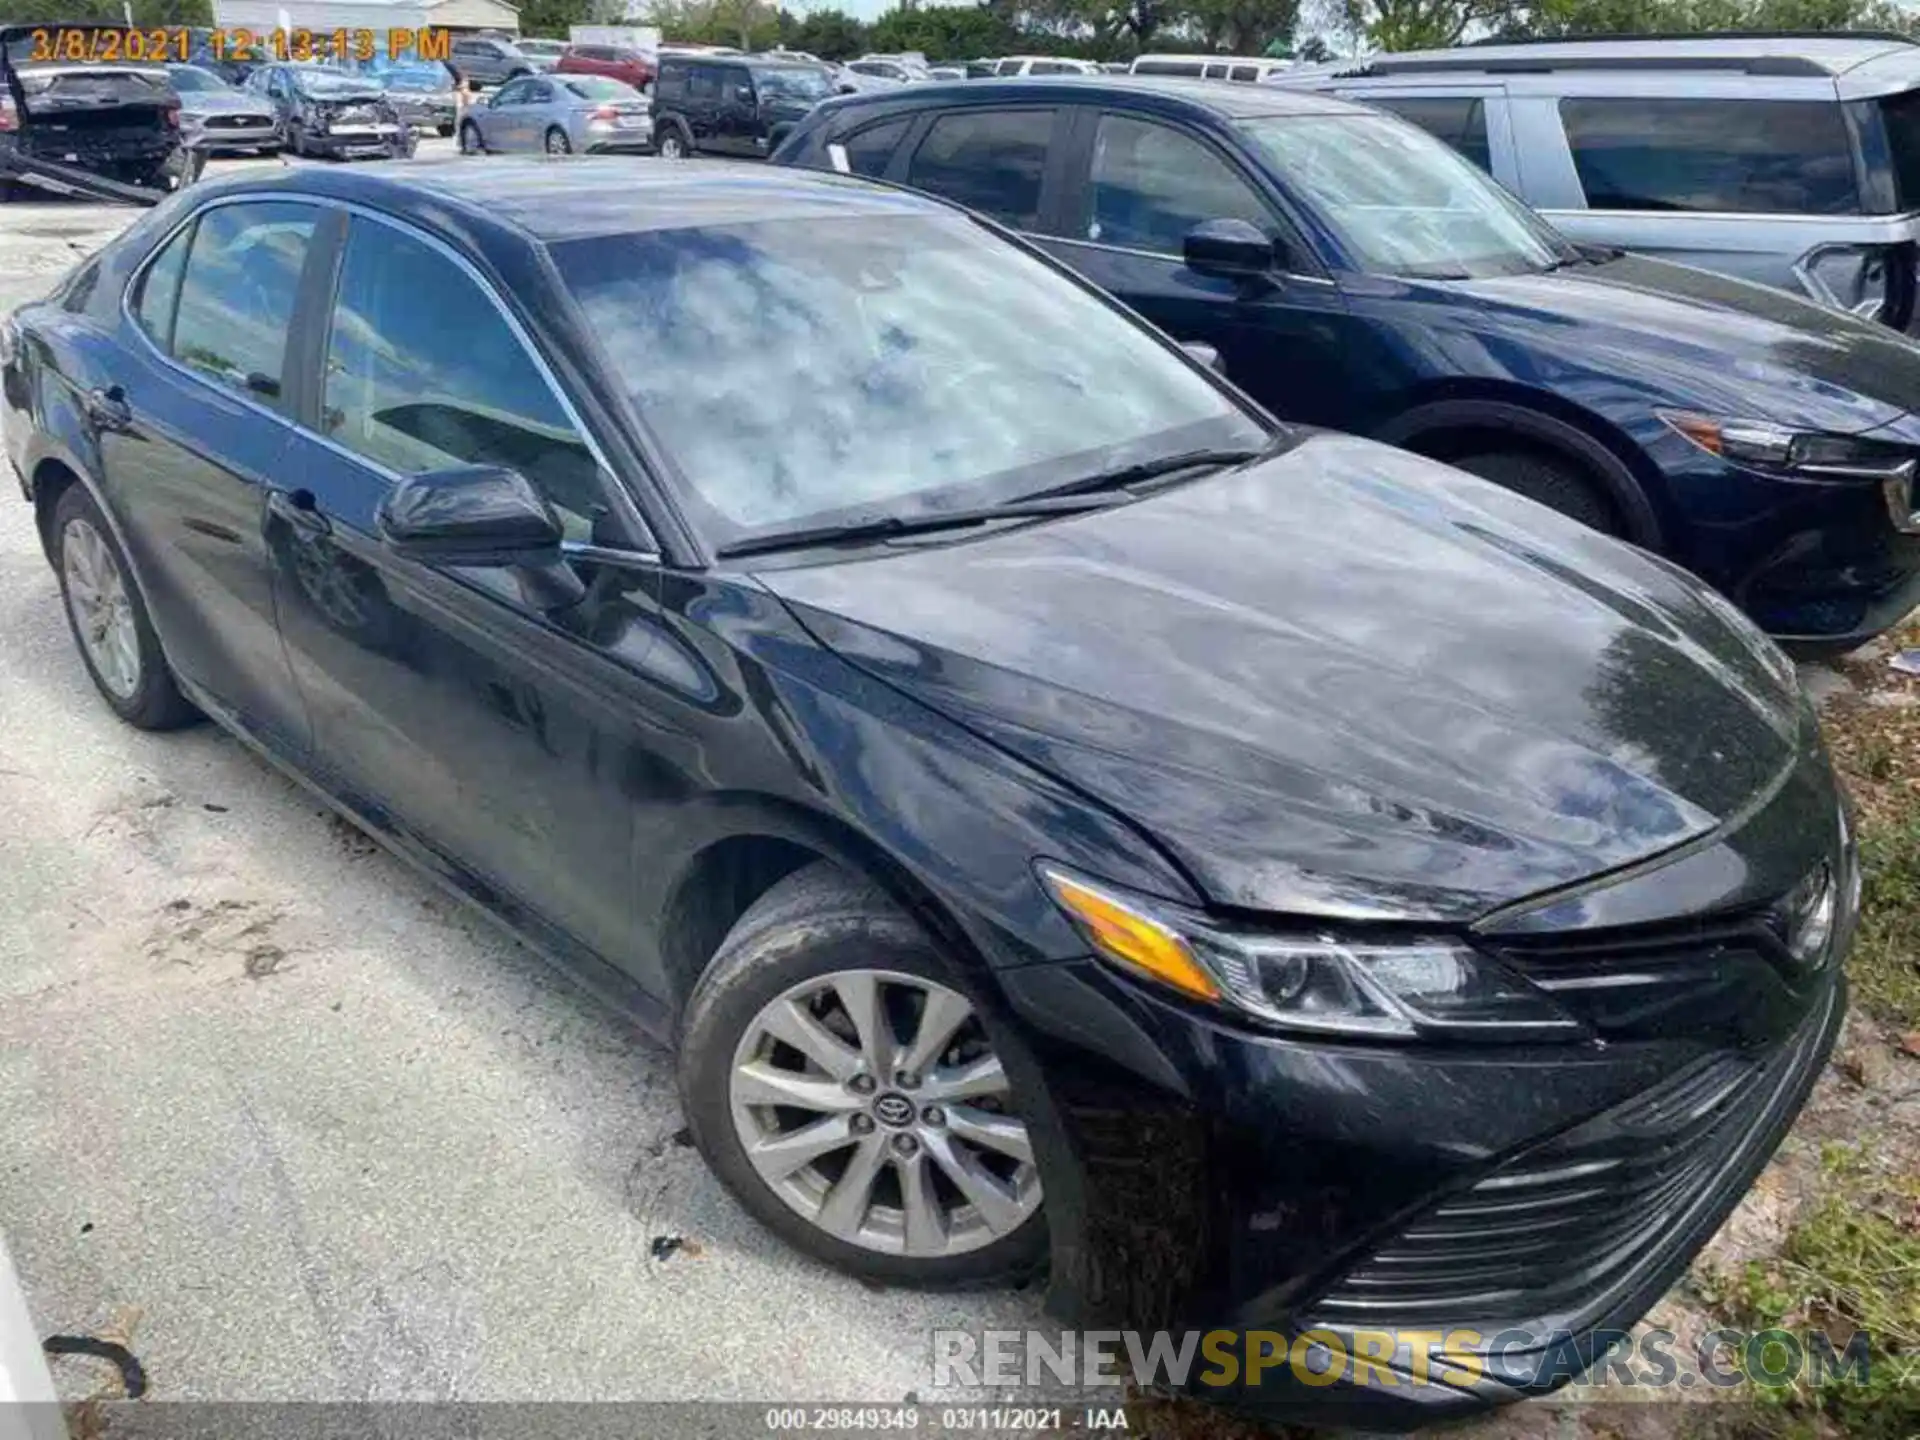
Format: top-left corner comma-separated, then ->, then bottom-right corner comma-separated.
1850,812 -> 1920,1031
1701,1146 -> 1920,1440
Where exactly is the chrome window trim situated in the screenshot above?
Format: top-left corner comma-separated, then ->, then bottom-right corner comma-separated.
1044,233 -> 1339,287
119,188 -> 661,559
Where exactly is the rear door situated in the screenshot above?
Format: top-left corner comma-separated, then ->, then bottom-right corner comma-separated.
684,62 -> 723,150
105,198 -> 322,754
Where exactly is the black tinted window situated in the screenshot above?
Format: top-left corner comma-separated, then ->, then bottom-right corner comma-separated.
1560,98 -> 1857,215
321,220 -> 601,538
1371,95 -> 1491,173
1878,90 -> 1920,210
842,116 -> 910,177
657,64 -> 684,95
1086,114 -> 1271,255
133,223 -> 191,345
689,65 -> 720,100
906,109 -> 1053,228
171,202 -> 315,408
1230,64 -> 1260,81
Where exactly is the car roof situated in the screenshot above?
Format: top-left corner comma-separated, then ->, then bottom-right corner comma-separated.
828,74 -> 1363,118
1290,33 -> 1917,80
198,156 -> 958,242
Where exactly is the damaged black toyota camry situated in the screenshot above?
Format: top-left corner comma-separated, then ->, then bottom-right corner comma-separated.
3,160 -> 1854,1426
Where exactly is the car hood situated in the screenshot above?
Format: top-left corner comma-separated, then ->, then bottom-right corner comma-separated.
1394,252 -> 1920,435
762,433 -> 1807,922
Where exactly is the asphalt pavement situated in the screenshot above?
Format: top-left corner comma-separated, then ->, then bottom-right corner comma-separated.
0,143 -> 1046,1411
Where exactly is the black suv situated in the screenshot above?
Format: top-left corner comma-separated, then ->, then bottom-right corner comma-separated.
650,55 -> 834,159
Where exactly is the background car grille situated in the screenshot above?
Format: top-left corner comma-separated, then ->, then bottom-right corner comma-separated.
1308,985 -> 1835,1331
206,116 -> 269,129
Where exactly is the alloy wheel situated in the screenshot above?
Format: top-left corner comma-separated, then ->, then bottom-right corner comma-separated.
62,518 -> 140,700
545,128 -> 570,155
728,968 -> 1041,1257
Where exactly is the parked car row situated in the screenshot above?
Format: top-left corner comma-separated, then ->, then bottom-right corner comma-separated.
772,71 -> 1920,650
1,140 -> 1862,1429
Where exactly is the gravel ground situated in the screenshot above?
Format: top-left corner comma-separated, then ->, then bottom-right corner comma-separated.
0,145 -> 1046,1413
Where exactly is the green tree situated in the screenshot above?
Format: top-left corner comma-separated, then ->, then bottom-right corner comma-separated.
1188,0 -> 1300,53
1342,0 -> 1512,49
780,6 -> 869,58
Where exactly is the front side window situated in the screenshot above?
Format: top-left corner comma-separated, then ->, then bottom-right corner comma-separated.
755,67 -> 832,101
556,213 -> 1260,547
169,201 -> 317,407
1086,114 -> 1273,255
321,220 -> 603,538
906,109 -> 1054,229
493,78 -> 531,105
1370,95 -> 1491,173
1240,112 -> 1566,278
1559,98 -> 1857,215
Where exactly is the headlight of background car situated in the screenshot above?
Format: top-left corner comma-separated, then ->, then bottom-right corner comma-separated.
1038,865 -> 1582,1041
1659,410 -> 1917,483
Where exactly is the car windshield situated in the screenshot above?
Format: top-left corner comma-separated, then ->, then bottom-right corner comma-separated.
167,65 -> 230,92
562,76 -> 636,99
556,213 -> 1262,546
363,61 -> 446,90
1238,113 -> 1570,279
295,69 -> 375,96
754,67 -> 832,100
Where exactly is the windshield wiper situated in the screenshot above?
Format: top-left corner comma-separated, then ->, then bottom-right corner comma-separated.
1029,443 -> 1277,501
715,493 -> 1120,559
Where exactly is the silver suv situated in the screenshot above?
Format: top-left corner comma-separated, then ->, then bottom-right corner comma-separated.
1270,33 -> 1920,328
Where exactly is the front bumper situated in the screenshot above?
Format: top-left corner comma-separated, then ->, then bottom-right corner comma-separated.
302,126 -> 403,157
182,118 -> 278,152
1646,420 -> 1920,645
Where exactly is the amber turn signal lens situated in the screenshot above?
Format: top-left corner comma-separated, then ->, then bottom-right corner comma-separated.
1039,867 -> 1220,1003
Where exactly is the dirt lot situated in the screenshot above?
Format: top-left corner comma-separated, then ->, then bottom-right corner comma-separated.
0,152 -> 1914,1440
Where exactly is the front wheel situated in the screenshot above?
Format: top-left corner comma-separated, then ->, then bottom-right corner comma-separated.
1452,449 -> 1620,536
678,864 -> 1047,1287
52,486 -> 197,730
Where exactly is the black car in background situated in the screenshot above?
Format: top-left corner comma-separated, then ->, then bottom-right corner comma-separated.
775,78 -> 1920,651
1,29 -> 194,197
3,159 -> 1851,1426
651,54 -> 835,159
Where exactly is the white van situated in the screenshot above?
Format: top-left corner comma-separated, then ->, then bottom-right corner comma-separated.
1130,53 -> 1292,82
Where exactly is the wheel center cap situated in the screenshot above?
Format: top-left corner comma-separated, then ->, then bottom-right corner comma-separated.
871,1092 -> 915,1128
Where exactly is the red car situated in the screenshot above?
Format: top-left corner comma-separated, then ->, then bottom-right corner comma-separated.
554,44 -> 654,91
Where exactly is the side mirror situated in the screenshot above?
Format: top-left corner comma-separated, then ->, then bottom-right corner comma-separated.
1180,340 -> 1224,374
1184,218 -> 1275,282
378,465 -> 586,610
733,84 -> 756,105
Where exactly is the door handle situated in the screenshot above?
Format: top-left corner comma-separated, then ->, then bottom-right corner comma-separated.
84,384 -> 131,431
266,486 -> 330,538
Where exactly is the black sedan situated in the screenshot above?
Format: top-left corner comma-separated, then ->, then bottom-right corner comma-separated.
2,160 -> 1852,1426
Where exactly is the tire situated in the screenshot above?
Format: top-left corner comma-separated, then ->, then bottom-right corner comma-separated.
458,120 -> 485,155
1451,449 -> 1620,535
544,125 -> 571,155
679,863 -> 1048,1288
52,485 -> 197,731
285,120 -> 307,158
436,123 -> 453,138
656,123 -> 690,159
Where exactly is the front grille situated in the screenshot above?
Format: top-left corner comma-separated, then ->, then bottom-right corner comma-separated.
206,115 -> 270,129
1310,986 -> 1835,1331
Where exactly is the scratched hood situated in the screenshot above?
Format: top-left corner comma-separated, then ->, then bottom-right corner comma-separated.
763,433 -> 1808,922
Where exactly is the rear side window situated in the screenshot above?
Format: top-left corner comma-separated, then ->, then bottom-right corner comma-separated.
842,117 -> 911,177
1230,64 -> 1260,82
1559,98 -> 1857,215
1029,60 -> 1073,75
689,65 -> 720,100
1370,96 -> 1492,174
906,109 -> 1054,228
1133,59 -> 1203,76
1876,90 -> 1920,210
657,63 -> 685,96
168,201 -> 317,408
133,224 -> 192,345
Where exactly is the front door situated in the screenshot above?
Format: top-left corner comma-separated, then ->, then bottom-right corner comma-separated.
684,62 -> 723,150
1038,109 -> 1363,430
271,212 -> 652,972
102,198 -> 321,754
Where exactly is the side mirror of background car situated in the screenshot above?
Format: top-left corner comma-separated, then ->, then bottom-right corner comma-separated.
1184,218 -> 1275,283
1180,341 -> 1224,374
377,465 -> 585,609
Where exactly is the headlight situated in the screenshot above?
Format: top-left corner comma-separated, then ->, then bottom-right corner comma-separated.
1658,410 -> 1917,482
1780,863 -> 1836,968
1038,865 -> 1582,1041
